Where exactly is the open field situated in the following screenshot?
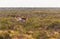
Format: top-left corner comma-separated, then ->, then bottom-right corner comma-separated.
0,8 -> 60,39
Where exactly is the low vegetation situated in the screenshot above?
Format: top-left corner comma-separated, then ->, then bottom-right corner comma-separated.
0,8 -> 60,39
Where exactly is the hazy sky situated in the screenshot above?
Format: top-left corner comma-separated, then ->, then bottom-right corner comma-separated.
0,0 -> 60,7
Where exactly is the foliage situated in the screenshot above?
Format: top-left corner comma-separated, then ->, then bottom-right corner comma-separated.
0,8 -> 60,39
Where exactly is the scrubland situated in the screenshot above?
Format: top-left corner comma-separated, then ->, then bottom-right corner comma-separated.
0,8 -> 60,39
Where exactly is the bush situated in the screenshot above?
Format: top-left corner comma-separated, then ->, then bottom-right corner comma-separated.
46,21 -> 60,31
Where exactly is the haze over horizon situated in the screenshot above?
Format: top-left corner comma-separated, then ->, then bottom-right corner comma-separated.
0,0 -> 60,7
